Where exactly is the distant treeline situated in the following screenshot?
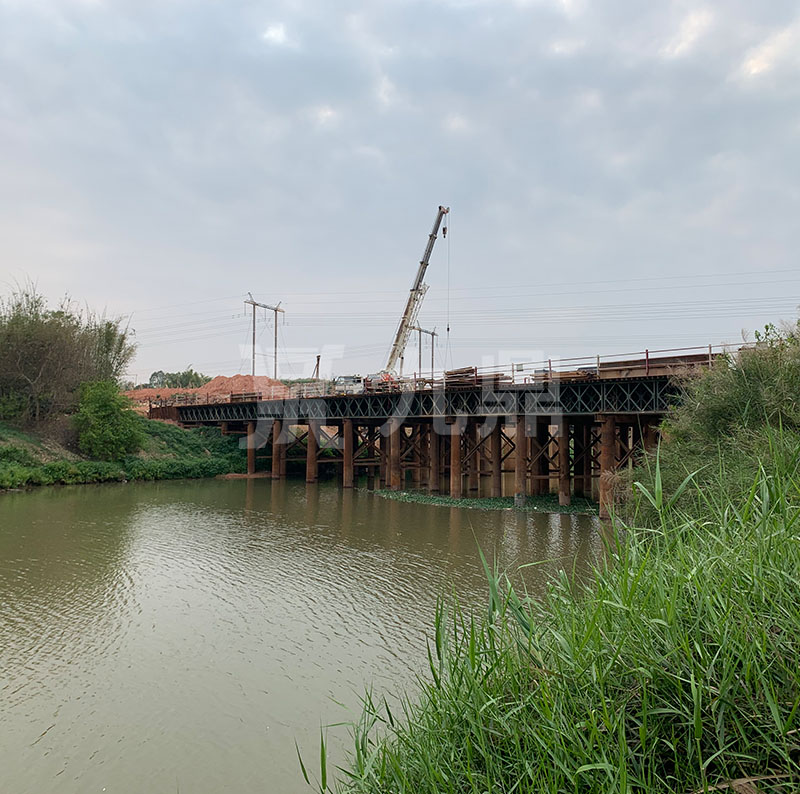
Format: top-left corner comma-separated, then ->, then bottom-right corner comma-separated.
130,368 -> 212,390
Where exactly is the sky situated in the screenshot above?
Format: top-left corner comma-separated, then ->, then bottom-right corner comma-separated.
1,0 -> 799,383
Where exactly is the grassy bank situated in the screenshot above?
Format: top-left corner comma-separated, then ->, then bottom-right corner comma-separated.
0,417 -> 246,489
323,329 -> 800,793
374,489 -> 597,515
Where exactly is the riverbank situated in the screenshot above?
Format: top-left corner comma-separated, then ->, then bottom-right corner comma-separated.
374,489 -> 598,514
0,418 -> 246,490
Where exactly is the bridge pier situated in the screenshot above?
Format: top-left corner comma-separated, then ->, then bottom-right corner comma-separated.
379,432 -> 388,488
343,419 -> 354,489
599,415 -> 616,519
366,426 -> 376,490
557,418 -> 571,507
467,420 -> 479,494
271,420 -> 284,480
530,418 -> 550,496
429,424 -> 440,493
306,420 -> 319,484
389,419 -> 402,491
514,415 -> 527,507
450,420 -> 463,498
247,421 -> 256,475
490,423 -> 502,497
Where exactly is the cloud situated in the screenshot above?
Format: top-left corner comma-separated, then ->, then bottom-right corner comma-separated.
661,8 -> 713,58
263,22 -> 290,46
740,19 -> 800,77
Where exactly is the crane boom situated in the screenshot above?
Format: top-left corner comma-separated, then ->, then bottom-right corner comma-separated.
385,205 -> 449,374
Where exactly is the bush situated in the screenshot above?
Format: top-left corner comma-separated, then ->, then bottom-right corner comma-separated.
623,323 -> 800,523
0,462 -> 34,488
73,381 -> 144,461
0,445 -> 38,467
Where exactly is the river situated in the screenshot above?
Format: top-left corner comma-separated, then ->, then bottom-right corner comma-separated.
0,478 -> 601,793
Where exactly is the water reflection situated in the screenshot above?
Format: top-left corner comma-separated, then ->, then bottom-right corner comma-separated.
0,479 -> 601,794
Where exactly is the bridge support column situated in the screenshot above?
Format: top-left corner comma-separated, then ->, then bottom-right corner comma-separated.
450,421 -> 463,498
467,420 -> 479,494
429,425 -> 440,493
530,417 -> 550,496
306,421 -> 319,484
599,415 -> 616,519
280,426 -> 287,478
411,425 -> 422,489
643,421 -> 659,453
558,417 -> 571,507
490,422 -> 502,497
573,421 -> 591,498
389,419 -> 402,491
367,427 -> 376,490
379,432 -> 388,488
343,419 -> 354,489
419,425 -> 429,489
247,421 -> 256,476
514,415 -> 528,507
271,420 -> 283,479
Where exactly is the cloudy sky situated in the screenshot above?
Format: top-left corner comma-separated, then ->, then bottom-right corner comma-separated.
1,0 -> 798,382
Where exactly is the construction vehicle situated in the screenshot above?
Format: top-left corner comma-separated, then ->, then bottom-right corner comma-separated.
383,205 -> 449,376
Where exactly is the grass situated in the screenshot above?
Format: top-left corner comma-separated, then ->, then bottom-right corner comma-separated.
317,451 -> 800,793
310,328 -> 800,794
374,489 -> 598,515
0,417 -> 247,490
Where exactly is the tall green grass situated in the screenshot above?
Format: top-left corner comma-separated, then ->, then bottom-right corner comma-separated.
319,444 -> 800,793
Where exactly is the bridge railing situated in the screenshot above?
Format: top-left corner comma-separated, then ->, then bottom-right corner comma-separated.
149,342 -> 750,408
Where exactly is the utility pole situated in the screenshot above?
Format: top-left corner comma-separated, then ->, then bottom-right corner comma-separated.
244,293 -> 285,379
411,325 -> 437,379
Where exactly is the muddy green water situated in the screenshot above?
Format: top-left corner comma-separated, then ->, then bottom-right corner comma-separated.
0,479 -> 601,794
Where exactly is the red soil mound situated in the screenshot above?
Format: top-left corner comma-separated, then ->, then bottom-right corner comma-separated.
125,375 -> 287,403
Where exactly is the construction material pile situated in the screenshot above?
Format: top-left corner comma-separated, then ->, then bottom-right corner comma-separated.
125,375 -> 288,404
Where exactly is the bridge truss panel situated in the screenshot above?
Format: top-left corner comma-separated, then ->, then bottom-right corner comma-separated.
175,377 -> 677,426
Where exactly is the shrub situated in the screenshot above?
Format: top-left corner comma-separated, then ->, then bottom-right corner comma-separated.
0,463 -> 34,488
0,445 -> 38,467
73,381 -> 144,461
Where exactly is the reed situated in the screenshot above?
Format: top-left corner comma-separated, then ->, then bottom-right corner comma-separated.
304,328 -> 800,793
324,454 -> 800,793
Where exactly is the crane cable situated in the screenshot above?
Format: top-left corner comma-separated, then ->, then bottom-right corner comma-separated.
445,208 -> 453,369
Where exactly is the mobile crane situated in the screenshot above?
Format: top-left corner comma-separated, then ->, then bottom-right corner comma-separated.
384,205 -> 449,375
332,205 -> 449,395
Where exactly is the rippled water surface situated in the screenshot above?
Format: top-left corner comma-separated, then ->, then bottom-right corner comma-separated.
0,479 -> 601,793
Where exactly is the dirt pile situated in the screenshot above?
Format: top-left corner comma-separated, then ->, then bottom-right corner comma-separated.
125,375 -> 288,404
198,375 -> 288,399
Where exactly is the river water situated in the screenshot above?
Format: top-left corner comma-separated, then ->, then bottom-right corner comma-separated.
0,479 -> 601,793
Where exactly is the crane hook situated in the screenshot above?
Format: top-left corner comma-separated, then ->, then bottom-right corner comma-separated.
442,226 -> 448,238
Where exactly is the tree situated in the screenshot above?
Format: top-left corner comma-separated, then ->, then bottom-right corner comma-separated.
73,381 -> 143,461
0,285 -> 136,422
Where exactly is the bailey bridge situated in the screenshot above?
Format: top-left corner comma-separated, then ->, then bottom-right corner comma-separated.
151,348 -> 720,518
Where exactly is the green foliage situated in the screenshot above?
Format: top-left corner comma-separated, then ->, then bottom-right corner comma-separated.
73,381 -> 144,461
0,416 -> 246,490
623,322 -> 800,523
0,445 -> 38,467
0,284 -> 136,422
